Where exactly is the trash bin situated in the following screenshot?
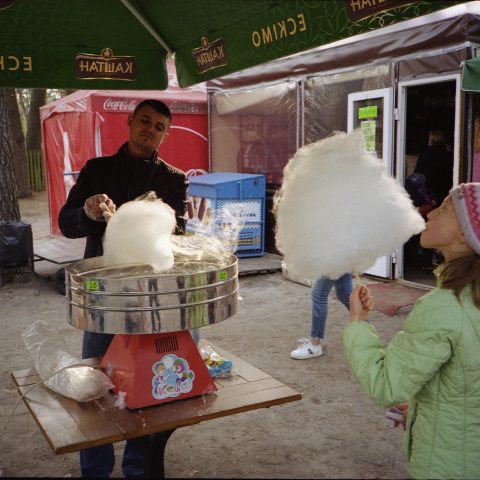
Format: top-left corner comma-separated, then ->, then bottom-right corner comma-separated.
186,173 -> 266,257
0,220 -> 33,267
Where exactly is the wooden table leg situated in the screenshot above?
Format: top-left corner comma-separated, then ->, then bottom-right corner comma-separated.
141,430 -> 176,478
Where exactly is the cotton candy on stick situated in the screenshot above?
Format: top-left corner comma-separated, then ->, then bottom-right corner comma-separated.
103,191 -> 176,272
274,130 -> 425,282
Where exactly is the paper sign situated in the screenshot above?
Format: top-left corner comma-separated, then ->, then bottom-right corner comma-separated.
358,106 -> 378,119
361,120 -> 376,153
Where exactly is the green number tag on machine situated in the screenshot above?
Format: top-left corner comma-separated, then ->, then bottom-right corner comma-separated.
85,280 -> 100,291
218,271 -> 228,281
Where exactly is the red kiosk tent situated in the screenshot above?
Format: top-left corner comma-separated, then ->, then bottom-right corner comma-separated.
40,65 -> 208,235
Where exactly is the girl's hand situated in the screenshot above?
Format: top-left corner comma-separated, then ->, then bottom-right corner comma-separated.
386,403 -> 408,431
349,285 -> 374,321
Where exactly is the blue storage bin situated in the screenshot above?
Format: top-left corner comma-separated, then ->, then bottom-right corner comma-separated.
186,173 -> 266,257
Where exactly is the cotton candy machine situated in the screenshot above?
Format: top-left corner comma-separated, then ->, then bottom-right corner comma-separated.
65,254 -> 238,409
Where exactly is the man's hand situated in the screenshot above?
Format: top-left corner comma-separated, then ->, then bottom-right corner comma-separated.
349,284 -> 374,321
84,194 -> 116,222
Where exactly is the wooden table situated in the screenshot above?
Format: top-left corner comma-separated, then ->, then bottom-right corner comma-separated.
11,340 -> 302,477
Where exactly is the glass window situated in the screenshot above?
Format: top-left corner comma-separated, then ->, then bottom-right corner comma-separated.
304,65 -> 391,144
210,82 -> 298,187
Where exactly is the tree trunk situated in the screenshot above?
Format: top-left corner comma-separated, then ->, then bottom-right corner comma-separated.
25,88 -> 46,150
5,89 -> 31,198
0,89 -> 20,221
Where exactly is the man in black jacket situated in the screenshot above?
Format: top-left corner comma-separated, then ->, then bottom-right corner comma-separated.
59,99 -> 188,478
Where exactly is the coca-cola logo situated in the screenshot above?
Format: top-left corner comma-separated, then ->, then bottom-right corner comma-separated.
103,98 -> 137,111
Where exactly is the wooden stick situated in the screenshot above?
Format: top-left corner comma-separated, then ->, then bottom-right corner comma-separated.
353,272 -> 362,286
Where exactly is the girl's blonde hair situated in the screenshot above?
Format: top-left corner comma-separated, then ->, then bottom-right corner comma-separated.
436,254 -> 480,308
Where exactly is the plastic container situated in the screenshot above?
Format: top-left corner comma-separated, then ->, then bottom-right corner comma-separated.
186,173 -> 266,257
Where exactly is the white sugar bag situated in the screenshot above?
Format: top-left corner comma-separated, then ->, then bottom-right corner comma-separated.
274,130 -> 425,280
103,192 -> 176,272
22,321 -> 114,402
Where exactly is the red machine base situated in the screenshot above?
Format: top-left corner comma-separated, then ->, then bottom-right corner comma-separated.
100,331 -> 216,409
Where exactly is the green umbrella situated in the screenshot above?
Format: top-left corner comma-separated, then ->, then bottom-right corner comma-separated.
462,56 -> 480,92
0,0 -> 459,90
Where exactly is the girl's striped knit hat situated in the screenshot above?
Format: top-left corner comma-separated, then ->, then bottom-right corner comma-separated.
450,183 -> 480,255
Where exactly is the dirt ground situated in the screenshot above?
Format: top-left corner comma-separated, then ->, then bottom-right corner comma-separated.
0,193 -> 410,478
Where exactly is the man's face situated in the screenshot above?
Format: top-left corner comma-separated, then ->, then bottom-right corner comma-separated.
127,105 -> 170,157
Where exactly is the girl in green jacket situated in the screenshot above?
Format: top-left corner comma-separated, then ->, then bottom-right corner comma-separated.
343,183 -> 480,480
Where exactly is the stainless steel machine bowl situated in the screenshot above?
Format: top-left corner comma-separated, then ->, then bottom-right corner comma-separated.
66,255 -> 238,334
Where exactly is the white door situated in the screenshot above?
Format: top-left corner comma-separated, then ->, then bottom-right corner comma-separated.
348,87 -> 394,278
395,75 -> 460,281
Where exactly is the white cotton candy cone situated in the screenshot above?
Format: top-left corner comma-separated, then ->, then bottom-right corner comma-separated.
103,195 -> 176,272
274,130 -> 425,280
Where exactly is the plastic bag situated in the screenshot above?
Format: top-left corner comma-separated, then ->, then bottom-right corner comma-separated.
21,321 -> 114,402
199,345 -> 233,378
